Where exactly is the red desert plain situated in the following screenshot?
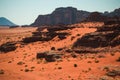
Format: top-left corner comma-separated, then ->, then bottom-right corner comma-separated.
0,22 -> 120,80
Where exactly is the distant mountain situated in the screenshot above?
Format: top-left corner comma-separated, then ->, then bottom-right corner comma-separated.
31,7 -> 90,26
31,7 -> 120,26
0,17 -> 17,26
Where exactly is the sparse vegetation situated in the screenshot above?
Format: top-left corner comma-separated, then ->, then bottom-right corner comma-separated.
24,69 -> 30,72
74,64 -> 77,67
20,69 -> 23,71
17,61 -> 25,65
24,65 -> 28,67
31,66 -> 35,69
58,67 -> 62,69
95,60 -> 99,63
87,61 -> 92,63
8,61 -> 12,63
103,66 -> 110,72
76,34 -> 80,36
88,68 -> 91,71
0,69 -> 4,74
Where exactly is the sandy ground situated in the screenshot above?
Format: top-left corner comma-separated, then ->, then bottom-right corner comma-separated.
0,26 -> 120,80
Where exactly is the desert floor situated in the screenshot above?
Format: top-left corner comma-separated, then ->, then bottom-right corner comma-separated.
0,26 -> 120,80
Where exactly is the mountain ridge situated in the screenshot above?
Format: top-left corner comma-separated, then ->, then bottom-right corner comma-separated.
31,7 -> 120,26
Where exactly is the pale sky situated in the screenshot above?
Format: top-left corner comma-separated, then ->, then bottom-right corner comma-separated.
0,0 -> 120,25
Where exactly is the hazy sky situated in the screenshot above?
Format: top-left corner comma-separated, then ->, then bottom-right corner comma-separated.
0,0 -> 120,25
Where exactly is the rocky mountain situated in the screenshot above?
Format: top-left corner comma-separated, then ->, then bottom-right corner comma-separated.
0,17 -> 17,26
31,7 -> 120,26
31,7 -> 90,26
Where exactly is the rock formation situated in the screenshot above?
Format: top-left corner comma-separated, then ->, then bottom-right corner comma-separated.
73,20 -> 120,48
31,7 -> 90,26
31,7 -> 120,26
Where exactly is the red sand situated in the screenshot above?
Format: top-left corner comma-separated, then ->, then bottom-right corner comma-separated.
0,25 -> 120,80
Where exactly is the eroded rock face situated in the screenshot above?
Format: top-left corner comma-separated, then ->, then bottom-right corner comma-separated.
73,23 -> 120,48
31,7 -> 120,26
0,42 -> 17,53
31,7 -> 90,26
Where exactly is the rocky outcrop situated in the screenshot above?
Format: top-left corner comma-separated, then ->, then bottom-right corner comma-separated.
31,7 -> 90,26
36,51 -> 62,62
73,21 -> 120,48
0,42 -> 17,53
22,26 -> 71,43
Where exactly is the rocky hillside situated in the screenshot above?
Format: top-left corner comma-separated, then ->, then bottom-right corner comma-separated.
73,20 -> 120,48
31,7 -> 120,26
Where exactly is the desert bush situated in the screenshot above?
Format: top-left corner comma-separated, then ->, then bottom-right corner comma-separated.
0,69 -> 4,74
58,67 -> 62,69
17,61 -> 25,65
8,61 -> 12,63
95,60 -> 99,63
24,69 -> 29,72
31,66 -> 35,69
74,64 -> 77,67
87,61 -> 92,63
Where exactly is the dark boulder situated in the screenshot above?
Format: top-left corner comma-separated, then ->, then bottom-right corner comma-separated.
36,51 -> 62,62
22,36 -> 42,43
36,52 -> 46,59
0,42 -> 17,53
